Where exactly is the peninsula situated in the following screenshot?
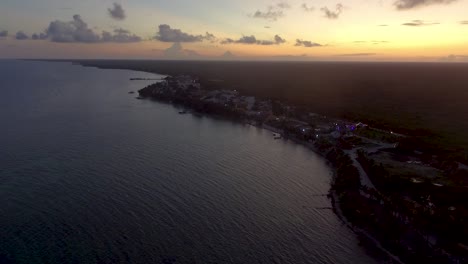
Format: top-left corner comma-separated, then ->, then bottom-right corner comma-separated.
138,74 -> 468,263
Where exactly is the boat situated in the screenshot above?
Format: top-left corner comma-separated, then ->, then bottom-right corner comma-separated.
128,91 -> 135,94
178,110 -> 188,114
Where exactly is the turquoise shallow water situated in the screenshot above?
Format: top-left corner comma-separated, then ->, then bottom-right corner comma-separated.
0,60 -> 378,264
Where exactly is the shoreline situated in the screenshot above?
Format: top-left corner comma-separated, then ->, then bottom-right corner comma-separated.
259,123 -> 404,263
121,70 -> 465,263
146,93 -> 405,263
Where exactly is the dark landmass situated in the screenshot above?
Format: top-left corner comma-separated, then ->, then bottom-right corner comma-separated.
134,74 -> 468,263
35,58 -> 468,262
74,60 -> 468,156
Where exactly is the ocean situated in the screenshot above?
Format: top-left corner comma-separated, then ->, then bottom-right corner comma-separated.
0,60 -> 378,263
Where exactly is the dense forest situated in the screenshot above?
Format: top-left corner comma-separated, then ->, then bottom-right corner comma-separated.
75,60 -> 468,152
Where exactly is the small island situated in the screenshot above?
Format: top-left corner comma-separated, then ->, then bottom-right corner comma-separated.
138,75 -> 468,263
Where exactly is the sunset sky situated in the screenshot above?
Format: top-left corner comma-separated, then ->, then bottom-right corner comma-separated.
1,0 -> 468,61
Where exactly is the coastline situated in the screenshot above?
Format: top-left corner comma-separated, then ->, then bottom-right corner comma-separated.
132,74 -> 405,262
260,123 -> 404,263
328,180 -> 404,264
52,60 -> 465,263
97,67 -> 465,263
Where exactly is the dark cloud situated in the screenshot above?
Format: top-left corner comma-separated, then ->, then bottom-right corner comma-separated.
102,28 -> 142,43
459,21 -> 468,25
47,15 -> 100,42
252,2 -> 290,21
0,30 -> 7,37
264,26 -> 271,29
252,8 -> 284,21
336,53 -> 377,56
402,20 -> 439,26
276,2 -> 291,9
108,3 -> 126,20
320,4 -> 343,19
32,33 -> 48,40
204,32 -> 216,42
378,24 -> 389,26
274,35 -> 286,44
15,31 -> 29,40
221,38 -> 235,44
45,15 -> 141,43
301,3 -> 315,12
221,51 -> 235,59
155,24 -> 213,42
163,42 -> 201,58
295,39 -> 322,47
164,42 -> 183,57
394,0 -> 457,10
221,35 -> 286,45
231,35 -> 256,44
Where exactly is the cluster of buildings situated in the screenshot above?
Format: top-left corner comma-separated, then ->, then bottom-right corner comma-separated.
139,75 -> 375,144
138,75 -> 468,260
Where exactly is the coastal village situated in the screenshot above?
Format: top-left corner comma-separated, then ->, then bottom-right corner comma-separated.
137,75 -> 468,263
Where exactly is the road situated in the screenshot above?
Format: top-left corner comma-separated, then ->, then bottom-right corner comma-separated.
345,138 -> 395,190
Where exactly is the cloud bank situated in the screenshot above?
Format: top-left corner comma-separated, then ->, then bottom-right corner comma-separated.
221,35 -> 286,45
155,24 -> 213,42
295,39 -> 322,47
251,2 -> 290,21
102,29 -> 142,43
301,3 -> 315,12
45,15 -> 141,43
162,42 -> 201,59
320,4 -> 343,19
394,0 -> 458,10
221,51 -> 235,59
277,2 -> 291,9
252,9 -> 284,21
108,3 -> 126,20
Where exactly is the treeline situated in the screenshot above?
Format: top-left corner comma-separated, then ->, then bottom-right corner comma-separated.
80,60 -> 468,152
355,150 -> 468,262
316,145 -> 466,263
397,136 -> 468,165
327,148 -> 361,194
326,149 -> 432,262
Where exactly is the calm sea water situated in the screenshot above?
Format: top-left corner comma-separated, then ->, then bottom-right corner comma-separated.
0,60 -> 378,264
